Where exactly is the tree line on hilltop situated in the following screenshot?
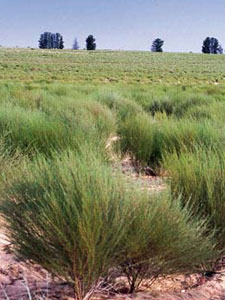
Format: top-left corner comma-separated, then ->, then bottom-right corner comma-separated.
150,37 -> 223,54
39,32 -> 96,50
39,32 -> 224,54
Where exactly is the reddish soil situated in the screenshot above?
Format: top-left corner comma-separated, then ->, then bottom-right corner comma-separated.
0,232 -> 74,300
1,231 -> 225,300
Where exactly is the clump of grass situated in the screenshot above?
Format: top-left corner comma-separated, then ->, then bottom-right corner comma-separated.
185,106 -> 212,120
0,147 -> 219,299
0,140 -> 26,193
148,99 -> 174,116
0,99 -> 116,158
120,112 -> 222,168
96,91 -> 143,122
119,192 -> 218,293
77,100 -> 116,142
164,147 -> 225,246
0,104 -> 74,156
147,93 -> 213,118
119,112 -> 156,165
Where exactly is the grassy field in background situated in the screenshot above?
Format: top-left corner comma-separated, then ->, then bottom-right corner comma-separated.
1,47 -> 225,84
0,48 -> 225,299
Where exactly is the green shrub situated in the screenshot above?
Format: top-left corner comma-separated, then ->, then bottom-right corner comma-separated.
185,106 -> 212,120
119,112 -> 156,165
147,94 -> 212,118
1,149 -> 135,299
0,141 -> 26,193
119,112 -> 220,167
173,94 -> 211,118
77,100 -> 116,142
164,147 -> 225,246
55,102 -> 116,156
0,105 -> 74,155
148,99 -> 174,116
96,91 -> 143,121
0,100 -> 116,157
1,149 -> 219,298
0,82 -> 225,299
120,192 -> 218,292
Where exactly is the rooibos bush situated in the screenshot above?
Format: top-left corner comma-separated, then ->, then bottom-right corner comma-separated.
1,149 -> 137,299
0,104 -> 73,156
164,147 -> 225,246
119,192 -> 218,292
120,112 -> 221,168
1,148 -> 219,298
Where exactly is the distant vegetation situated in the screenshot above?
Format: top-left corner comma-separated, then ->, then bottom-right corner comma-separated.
86,34 -> 97,50
72,37 -> 80,50
39,32 -> 64,49
37,33 -> 224,53
202,37 -> 223,54
151,38 -> 164,52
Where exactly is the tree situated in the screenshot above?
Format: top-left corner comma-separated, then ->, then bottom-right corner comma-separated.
202,37 -> 220,54
86,35 -> 96,50
59,35 -> 64,49
72,38 -> 80,50
210,37 -> 219,54
39,32 -> 64,49
39,32 -> 52,49
151,38 -> 164,52
202,37 -> 211,53
39,36 -> 45,49
218,45 -> 223,54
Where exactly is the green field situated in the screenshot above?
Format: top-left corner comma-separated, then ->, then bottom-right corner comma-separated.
0,48 -> 225,299
1,47 -> 225,84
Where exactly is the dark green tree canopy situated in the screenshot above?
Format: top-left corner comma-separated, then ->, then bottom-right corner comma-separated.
202,37 -> 211,53
151,38 -> 164,52
59,36 -> 64,49
202,37 -> 221,54
86,35 -> 96,50
39,32 -> 64,49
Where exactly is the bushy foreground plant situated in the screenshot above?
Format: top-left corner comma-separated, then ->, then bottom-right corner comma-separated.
164,147 -> 225,246
119,192 -> 218,293
0,141 -> 26,194
1,150 -> 133,299
0,148 -> 219,299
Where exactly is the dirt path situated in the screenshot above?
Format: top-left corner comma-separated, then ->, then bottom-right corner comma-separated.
114,156 -> 166,193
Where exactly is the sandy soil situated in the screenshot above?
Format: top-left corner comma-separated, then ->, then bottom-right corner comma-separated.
0,232 -> 74,300
1,230 -> 225,300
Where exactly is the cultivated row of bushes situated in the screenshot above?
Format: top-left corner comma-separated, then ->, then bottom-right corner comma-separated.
0,83 -> 224,299
1,149 -> 219,299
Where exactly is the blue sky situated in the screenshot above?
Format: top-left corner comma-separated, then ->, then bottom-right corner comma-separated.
1,0 -> 225,52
